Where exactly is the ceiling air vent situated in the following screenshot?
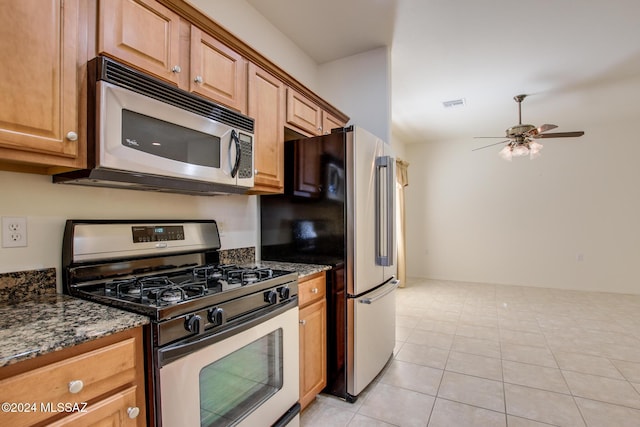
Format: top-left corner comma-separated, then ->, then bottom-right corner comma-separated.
442,98 -> 466,109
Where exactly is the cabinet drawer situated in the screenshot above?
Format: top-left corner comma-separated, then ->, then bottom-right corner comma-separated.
0,337 -> 138,427
299,273 -> 326,308
49,386 -> 141,427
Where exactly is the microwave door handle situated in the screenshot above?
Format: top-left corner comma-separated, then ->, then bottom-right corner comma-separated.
230,129 -> 241,178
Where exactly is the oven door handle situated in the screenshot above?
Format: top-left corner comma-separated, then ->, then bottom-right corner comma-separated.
158,298 -> 297,367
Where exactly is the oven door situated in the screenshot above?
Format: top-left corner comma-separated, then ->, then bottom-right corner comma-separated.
158,302 -> 299,427
98,80 -> 241,186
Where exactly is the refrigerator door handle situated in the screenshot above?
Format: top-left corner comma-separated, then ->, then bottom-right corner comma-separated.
359,279 -> 400,304
375,155 -> 396,266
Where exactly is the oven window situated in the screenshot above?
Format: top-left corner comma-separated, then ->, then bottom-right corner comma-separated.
121,110 -> 221,167
199,328 -> 283,427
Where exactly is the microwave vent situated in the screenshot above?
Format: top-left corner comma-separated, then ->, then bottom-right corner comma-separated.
98,58 -> 254,133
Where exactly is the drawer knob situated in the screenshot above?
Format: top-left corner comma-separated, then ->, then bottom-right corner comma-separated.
194,75 -> 203,84
299,319 -> 306,325
311,288 -> 319,294
127,406 -> 140,419
171,65 -> 182,73
68,380 -> 84,394
66,131 -> 78,141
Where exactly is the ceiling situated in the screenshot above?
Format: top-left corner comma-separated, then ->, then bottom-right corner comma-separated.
245,0 -> 640,145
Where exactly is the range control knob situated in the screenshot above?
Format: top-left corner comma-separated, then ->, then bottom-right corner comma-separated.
278,286 -> 290,300
264,289 -> 278,305
208,307 -> 225,326
185,314 -> 202,334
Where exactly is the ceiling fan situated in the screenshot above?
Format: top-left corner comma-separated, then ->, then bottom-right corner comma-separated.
473,94 -> 585,160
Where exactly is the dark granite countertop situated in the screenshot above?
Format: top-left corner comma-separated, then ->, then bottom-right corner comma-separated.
252,261 -> 332,279
0,294 -> 149,368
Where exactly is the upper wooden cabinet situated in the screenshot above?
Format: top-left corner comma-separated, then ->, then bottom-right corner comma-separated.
191,26 -> 247,113
0,0 -> 85,172
248,64 -> 285,193
286,88 -> 347,137
322,111 -> 345,135
99,1 -> 248,113
99,0 -> 182,86
286,88 -> 323,136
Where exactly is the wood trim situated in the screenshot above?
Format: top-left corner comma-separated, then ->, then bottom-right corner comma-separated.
156,0 -> 349,124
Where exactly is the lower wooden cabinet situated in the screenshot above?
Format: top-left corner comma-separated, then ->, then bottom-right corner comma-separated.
298,271 -> 327,410
0,327 -> 146,427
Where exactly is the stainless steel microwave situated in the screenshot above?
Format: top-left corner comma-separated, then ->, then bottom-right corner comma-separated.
54,57 -> 254,195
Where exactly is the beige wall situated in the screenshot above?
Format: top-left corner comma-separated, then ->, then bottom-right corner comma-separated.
318,47 -> 392,143
404,118 -> 640,295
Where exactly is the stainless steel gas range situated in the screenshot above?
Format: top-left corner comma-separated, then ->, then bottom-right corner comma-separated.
62,220 -> 300,427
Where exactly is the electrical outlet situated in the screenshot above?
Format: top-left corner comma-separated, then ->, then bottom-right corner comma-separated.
2,217 -> 27,248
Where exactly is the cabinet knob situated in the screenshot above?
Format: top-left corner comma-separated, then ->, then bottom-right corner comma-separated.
311,288 -> 319,294
317,127 -> 322,132
68,380 -> 84,394
254,169 -> 259,175
194,75 -> 203,84
171,65 -> 182,73
299,319 -> 306,325
66,131 -> 78,141
127,406 -> 140,419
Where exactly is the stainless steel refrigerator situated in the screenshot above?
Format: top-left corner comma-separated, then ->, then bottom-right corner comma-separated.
260,125 -> 399,402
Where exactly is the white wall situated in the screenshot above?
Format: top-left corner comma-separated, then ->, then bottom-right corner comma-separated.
318,47 -> 391,143
0,171 -> 257,289
405,118 -> 640,295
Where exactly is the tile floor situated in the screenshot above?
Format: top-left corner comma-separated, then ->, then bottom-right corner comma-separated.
300,278 -> 640,427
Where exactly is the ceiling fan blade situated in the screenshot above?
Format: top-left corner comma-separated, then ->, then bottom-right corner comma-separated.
473,136 -> 509,139
472,140 -> 509,151
536,124 -> 558,134
524,123 -> 558,137
533,131 -> 585,139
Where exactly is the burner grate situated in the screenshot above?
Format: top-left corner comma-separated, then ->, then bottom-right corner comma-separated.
104,275 -> 208,305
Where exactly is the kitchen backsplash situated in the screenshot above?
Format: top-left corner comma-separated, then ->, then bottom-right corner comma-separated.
219,247 -> 256,265
0,268 -> 56,303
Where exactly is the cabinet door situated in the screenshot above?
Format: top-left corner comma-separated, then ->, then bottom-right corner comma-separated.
292,138 -> 323,198
99,0 -> 182,86
286,88 -> 322,136
299,298 -> 327,410
0,0 -> 82,168
322,111 -> 345,135
190,26 -> 247,113
248,63 -> 284,193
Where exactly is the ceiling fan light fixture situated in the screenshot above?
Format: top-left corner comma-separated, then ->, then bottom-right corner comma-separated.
475,94 -> 584,160
499,145 -> 513,161
529,141 -> 543,159
512,144 -> 529,157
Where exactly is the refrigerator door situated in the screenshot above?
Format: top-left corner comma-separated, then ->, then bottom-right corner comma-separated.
347,278 -> 400,396
347,127 -> 397,295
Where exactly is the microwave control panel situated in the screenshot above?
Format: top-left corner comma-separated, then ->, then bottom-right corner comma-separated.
132,225 -> 185,243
